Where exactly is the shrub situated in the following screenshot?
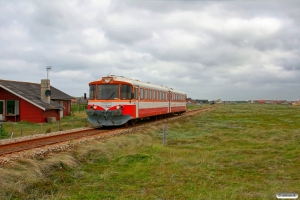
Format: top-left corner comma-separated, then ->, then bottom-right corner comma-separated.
0,127 -> 9,139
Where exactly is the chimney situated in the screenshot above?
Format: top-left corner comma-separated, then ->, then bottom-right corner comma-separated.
41,79 -> 51,103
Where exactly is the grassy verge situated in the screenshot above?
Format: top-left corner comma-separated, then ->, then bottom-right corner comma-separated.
1,104 -> 299,199
0,112 -> 90,139
0,104 -> 199,139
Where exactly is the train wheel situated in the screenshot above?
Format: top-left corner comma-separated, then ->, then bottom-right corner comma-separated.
124,122 -> 129,128
131,119 -> 136,126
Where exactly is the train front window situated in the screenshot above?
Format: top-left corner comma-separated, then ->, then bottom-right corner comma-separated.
89,85 -> 96,99
120,85 -> 132,100
97,84 -> 119,100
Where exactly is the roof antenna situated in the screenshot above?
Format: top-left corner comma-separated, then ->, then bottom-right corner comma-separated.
109,64 -> 111,76
45,66 -> 52,97
46,66 -> 52,80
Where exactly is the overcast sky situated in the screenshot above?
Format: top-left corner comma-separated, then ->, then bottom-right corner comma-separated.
0,0 -> 299,100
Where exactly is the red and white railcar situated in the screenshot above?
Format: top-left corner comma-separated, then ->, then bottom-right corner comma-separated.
86,75 -> 186,126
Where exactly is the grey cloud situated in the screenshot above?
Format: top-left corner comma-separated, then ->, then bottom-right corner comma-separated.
1,0 -> 300,100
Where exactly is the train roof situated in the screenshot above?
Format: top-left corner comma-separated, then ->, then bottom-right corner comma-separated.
90,75 -> 186,95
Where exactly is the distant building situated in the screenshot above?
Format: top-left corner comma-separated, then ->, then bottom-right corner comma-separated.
216,99 -> 222,104
0,79 -> 73,123
73,97 -> 88,104
250,99 -> 294,105
195,99 -> 209,104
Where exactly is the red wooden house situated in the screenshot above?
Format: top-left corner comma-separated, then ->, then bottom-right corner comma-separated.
0,79 -> 73,123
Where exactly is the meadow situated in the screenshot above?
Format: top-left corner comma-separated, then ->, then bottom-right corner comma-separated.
0,103 -> 299,199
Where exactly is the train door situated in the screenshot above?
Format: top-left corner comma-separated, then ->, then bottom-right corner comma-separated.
135,86 -> 139,118
0,100 -> 4,121
168,91 -> 171,113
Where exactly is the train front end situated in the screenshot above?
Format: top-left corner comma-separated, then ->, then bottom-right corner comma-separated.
86,76 -> 135,127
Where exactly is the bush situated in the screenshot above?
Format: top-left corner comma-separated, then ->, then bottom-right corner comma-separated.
0,127 -> 9,139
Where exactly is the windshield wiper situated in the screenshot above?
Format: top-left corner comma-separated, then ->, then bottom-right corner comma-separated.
106,90 -> 115,100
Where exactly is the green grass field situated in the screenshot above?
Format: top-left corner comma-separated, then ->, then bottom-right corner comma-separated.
0,104 -> 200,139
0,104 -> 299,199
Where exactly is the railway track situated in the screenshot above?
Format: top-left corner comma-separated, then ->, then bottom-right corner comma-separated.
0,106 -> 214,157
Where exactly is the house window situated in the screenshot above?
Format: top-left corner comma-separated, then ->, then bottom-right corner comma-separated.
0,101 -> 3,115
6,100 -> 19,115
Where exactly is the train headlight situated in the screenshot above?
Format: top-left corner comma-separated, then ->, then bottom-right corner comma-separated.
103,77 -> 112,83
116,105 -> 124,110
93,105 -> 97,110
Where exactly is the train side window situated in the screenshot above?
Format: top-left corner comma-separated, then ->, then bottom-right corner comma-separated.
149,90 -> 152,100
160,91 -> 162,100
145,89 -> 148,100
89,85 -> 96,99
135,87 -> 138,100
154,90 -> 156,100
140,88 -> 144,100
120,85 -> 133,100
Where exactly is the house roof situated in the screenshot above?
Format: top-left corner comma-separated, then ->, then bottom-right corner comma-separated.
0,79 -> 74,111
76,97 -> 88,104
